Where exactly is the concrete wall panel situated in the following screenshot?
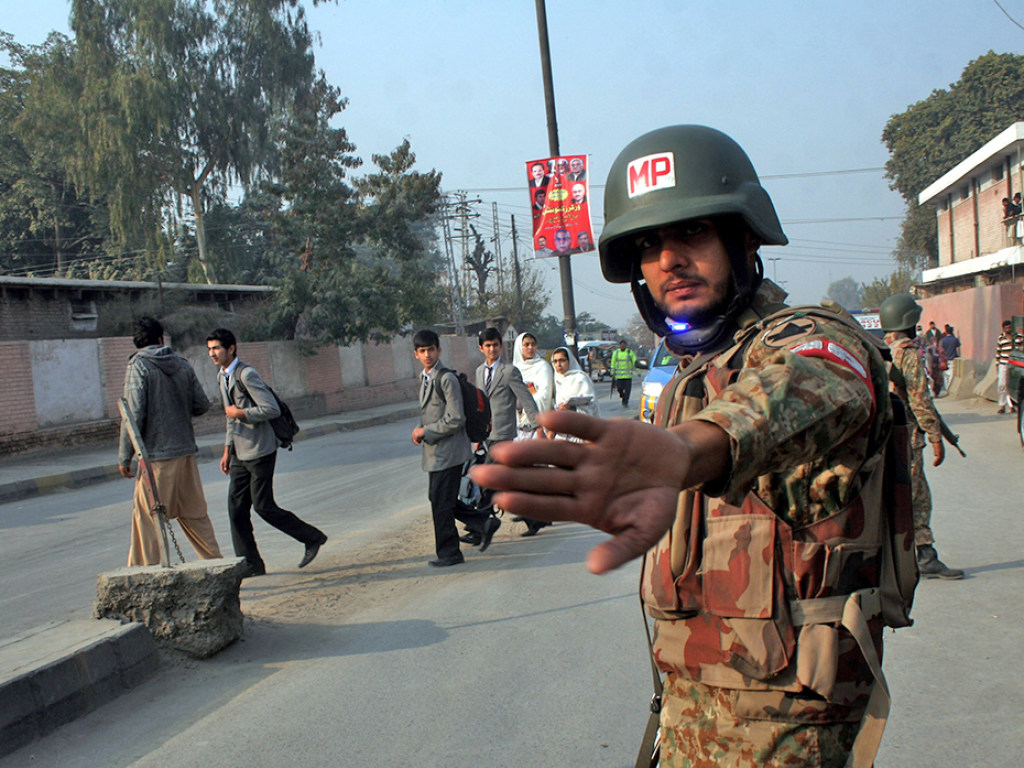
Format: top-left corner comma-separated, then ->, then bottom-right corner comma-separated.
266,342 -> 305,399
364,342 -> 394,387
390,336 -> 417,381
338,343 -> 366,388
31,340 -> 104,427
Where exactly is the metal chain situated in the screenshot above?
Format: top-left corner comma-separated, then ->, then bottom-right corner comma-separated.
166,520 -> 186,564
154,503 -> 187,565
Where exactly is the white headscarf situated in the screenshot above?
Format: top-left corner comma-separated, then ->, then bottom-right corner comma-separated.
551,346 -> 600,417
513,331 -> 554,414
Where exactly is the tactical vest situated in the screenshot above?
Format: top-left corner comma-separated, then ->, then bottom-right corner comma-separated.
640,304 -> 916,765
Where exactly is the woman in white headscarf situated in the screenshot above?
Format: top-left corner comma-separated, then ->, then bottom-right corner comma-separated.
550,346 -> 601,419
513,331 -> 554,438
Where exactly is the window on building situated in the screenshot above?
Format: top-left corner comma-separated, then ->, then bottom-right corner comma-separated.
69,299 -> 98,332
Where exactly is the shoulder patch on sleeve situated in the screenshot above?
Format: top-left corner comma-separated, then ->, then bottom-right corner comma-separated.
762,316 -> 818,348
790,339 -> 870,384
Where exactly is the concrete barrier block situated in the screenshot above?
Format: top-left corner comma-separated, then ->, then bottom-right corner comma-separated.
94,558 -> 247,659
973,358 -> 999,401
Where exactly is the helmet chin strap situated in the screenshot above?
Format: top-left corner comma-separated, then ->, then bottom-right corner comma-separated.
630,227 -> 764,356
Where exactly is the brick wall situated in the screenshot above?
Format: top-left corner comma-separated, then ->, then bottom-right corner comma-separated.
99,337 -> 137,419
0,343 -> 36,434
0,333 -> 477,458
304,346 -> 341,395
0,292 -> 73,341
951,195 -> 976,261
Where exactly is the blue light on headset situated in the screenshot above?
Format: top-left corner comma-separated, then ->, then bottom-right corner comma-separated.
666,318 -> 691,333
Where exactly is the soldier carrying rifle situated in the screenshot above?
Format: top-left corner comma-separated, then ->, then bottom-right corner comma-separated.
880,293 -> 964,580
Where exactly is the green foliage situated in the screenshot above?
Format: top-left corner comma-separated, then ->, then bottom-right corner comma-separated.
0,32 -> 110,276
268,120 -> 445,346
824,276 -> 864,310
861,266 -> 919,309
58,0 -> 319,281
882,51 -> 1024,268
485,256 -> 551,333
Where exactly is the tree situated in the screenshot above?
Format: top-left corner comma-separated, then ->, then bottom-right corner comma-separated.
824,276 -> 863,310
0,32 -> 108,276
882,51 -> 1024,269
488,262 -> 550,334
861,266 -> 918,309
464,224 -> 495,308
268,120 -> 446,346
54,0 -> 320,282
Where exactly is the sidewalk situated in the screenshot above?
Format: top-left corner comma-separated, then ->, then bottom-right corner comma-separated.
0,400 -> 421,506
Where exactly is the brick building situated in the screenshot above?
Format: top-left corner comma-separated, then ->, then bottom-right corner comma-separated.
916,122 -> 1024,374
0,276 -> 274,342
918,122 -> 1024,295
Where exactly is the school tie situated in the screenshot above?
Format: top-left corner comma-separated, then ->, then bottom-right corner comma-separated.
485,365 -> 493,393
422,373 -> 430,399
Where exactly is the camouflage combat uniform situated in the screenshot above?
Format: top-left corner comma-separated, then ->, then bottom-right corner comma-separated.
644,281 -> 893,768
885,331 -> 941,546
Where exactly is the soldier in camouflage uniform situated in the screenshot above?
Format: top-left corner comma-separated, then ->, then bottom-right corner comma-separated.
474,126 -> 896,767
880,293 -> 963,580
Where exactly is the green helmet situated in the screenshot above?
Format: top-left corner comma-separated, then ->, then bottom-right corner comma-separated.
598,125 -> 788,283
879,294 -> 923,332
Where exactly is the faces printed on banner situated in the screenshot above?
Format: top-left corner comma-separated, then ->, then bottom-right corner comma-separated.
529,161 -> 549,188
554,228 -> 573,254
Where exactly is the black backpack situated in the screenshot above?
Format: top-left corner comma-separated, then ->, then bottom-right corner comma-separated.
234,364 -> 301,450
435,367 -> 492,443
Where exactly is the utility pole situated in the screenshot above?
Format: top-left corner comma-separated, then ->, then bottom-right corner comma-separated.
534,0 -> 578,355
492,202 -> 504,295
510,215 -> 524,323
440,195 -> 464,335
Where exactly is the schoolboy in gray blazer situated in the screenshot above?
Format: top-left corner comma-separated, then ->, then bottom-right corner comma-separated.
207,328 -> 327,576
475,327 -> 539,443
475,327 -> 550,536
411,329 -> 499,566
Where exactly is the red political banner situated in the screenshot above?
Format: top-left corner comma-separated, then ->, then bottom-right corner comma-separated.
525,155 -> 595,258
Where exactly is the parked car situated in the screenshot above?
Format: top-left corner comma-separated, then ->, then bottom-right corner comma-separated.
639,339 -> 679,423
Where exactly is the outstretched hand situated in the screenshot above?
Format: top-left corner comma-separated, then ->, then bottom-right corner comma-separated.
470,410 -> 730,574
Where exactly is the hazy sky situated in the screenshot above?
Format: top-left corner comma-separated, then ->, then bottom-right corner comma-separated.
5,1 -> 1024,329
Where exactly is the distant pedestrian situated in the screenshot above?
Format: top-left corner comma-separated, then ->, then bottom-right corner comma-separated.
119,316 -> 222,566
996,319 -> 1017,414
207,328 -> 327,576
512,332 -> 554,438
924,336 -> 945,397
609,339 -> 637,408
940,324 -> 960,392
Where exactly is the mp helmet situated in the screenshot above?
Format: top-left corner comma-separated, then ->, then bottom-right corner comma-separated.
598,125 -> 787,352
879,293 -> 923,333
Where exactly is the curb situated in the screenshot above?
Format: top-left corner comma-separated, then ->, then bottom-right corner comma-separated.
0,406 -> 420,506
0,620 -> 160,759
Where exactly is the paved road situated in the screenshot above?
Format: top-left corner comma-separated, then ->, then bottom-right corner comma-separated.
1,396 -> 1022,766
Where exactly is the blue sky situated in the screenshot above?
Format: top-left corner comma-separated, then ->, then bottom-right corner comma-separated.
5,1 -> 1024,329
